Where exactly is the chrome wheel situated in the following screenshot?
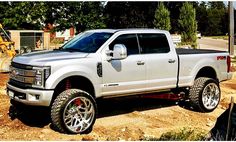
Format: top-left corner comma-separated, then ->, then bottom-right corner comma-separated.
63,96 -> 95,133
202,83 -> 220,110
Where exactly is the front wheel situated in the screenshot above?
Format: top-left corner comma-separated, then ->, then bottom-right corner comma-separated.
188,77 -> 220,112
51,89 -> 97,134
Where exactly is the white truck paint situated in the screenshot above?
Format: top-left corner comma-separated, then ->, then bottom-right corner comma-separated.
6,29 -> 232,134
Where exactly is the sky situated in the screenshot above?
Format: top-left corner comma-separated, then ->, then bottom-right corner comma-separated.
223,1 -> 236,8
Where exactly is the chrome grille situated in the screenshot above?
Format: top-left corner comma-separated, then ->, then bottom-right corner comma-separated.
9,62 -> 50,89
10,66 -> 36,84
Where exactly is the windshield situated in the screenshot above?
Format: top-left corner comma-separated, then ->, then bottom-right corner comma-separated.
62,32 -> 113,53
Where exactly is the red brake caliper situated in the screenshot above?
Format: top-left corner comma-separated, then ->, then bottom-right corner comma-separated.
75,99 -> 81,106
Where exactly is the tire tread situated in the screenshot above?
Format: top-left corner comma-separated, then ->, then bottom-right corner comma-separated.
189,77 -> 220,112
51,89 -> 96,134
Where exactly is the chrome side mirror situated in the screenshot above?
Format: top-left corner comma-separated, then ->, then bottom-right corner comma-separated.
112,44 -> 127,60
106,44 -> 127,61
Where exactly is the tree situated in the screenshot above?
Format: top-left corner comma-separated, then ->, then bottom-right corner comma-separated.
0,2 -> 47,30
0,2 -> 107,32
42,2 -> 106,33
195,1 -> 208,35
205,2 -> 227,36
208,1 -> 226,9
104,2 -> 158,28
165,2 -> 183,33
178,2 -> 197,47
153,2 -> 171,31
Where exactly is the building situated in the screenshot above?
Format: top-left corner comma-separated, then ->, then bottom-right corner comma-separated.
9,30 -> 50,54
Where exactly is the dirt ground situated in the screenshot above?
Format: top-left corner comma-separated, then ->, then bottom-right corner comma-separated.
0,73 -> 236,140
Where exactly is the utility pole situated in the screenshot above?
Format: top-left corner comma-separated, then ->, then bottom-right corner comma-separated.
229,1 -> 234,56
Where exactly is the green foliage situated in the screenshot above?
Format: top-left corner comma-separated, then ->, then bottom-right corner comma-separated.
143,128 -> 206,141
104,2 -> 158,28
196,2 -> 208,34
231,56 -> 236,64
0,2 -> 106,32
208,36 -> 228,40
164,2 -> 183,33
0,1 -> 229,36
208,1 -> 226,9
0,2 -> 47,30
158,128 -> 206,141
178,2 -> 197,48
50,38 -> 64,45
195,1 -> 227,36
206,2 -> 227,36
153,2 -> 171,31
49,2 -> 107,33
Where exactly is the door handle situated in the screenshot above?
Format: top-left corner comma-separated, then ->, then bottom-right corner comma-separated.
137,61 -> 145,65
168,59 -> 176,63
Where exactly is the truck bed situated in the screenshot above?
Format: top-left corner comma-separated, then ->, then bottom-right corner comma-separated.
176,48 -> 227,55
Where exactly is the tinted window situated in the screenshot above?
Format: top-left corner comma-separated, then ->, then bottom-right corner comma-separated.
62,32 -> 113,53
138,34 -> 170,54
109,34 -> 139,55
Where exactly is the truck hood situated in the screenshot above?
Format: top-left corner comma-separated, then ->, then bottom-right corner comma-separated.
12,50 -> 89,66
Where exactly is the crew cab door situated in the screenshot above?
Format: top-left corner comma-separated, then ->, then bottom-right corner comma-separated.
102,34 -> 146,96
137,33 -> 178,91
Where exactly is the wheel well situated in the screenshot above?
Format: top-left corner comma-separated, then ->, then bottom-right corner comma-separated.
51,76 -> 95,105
195,67 -> 217,81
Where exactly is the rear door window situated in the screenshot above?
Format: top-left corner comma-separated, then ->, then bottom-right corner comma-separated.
138,33 -> 170,54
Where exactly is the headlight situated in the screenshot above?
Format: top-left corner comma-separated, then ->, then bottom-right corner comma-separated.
32,66 -> 51,88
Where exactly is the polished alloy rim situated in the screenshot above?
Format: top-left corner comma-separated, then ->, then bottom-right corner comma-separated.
202,83 -> 220,110
63,96 -> 95,133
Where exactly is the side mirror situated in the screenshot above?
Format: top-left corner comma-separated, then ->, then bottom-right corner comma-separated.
112,44 -> 127,60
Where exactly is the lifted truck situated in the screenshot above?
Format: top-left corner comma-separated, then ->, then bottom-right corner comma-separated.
7,29 -> 232,134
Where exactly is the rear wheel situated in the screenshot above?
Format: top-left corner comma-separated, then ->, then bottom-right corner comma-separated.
51,89 -> 97,134
188,77 -> 220,112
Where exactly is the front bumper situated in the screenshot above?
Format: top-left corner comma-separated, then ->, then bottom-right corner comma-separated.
6,83 -> 54,106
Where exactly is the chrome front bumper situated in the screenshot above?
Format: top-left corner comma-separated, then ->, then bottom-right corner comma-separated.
6,83 -> 54,106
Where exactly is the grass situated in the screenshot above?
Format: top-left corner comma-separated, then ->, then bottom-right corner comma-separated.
208,36 -> 228,40
231,56 -> 236,65
143,128 -> 207,141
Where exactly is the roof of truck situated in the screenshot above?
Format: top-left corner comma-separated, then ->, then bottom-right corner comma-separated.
87,28 -> 167,33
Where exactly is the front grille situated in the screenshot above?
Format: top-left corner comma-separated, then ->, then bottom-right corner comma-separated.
10,67 -> 36,83
9,62 -> 36,89
9,62 -> 50,89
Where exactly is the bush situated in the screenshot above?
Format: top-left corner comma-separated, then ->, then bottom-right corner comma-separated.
143,128 -> 206,141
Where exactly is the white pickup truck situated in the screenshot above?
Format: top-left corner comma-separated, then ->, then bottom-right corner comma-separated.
7,29 -> 232,134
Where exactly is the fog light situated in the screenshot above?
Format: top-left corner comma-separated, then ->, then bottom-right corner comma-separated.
28,94 -> 40,101
36,95 -> 40,100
